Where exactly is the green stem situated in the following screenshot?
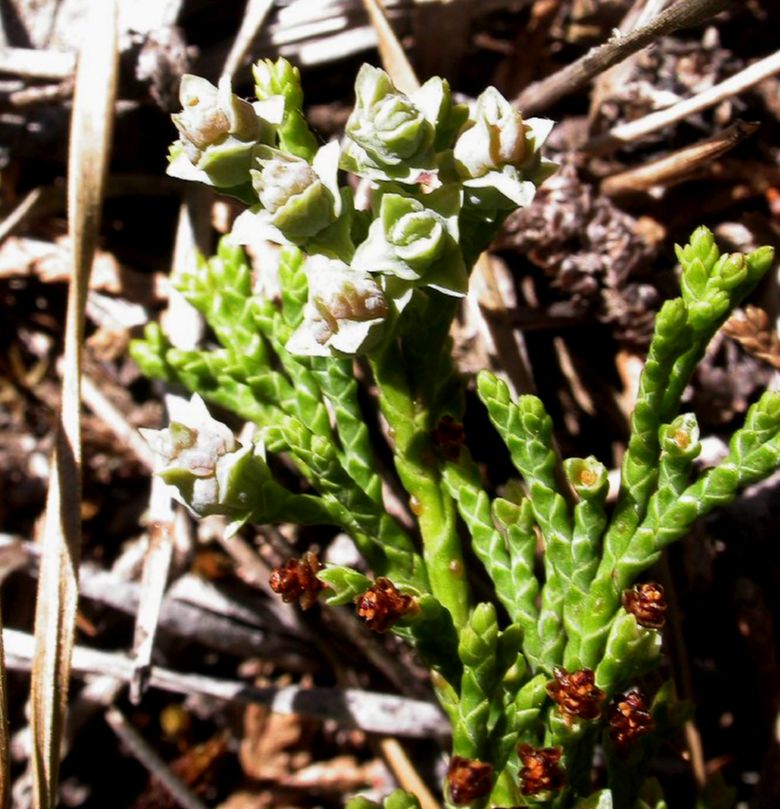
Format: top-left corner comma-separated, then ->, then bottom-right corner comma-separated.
370,337 -> 471,629
579,396 -> 780,667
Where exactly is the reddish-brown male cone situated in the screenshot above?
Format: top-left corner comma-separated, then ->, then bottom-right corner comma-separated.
447,756 -> 493,805
518,744 -> 565,796
622,582 -> 667,629
355,577 -> 417,632
608,689 -> 655,750
546,667 -> 606,720
269,550 -> 324,610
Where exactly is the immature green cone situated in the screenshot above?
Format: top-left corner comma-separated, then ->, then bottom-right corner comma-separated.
565,456 -> 609,500
454,87 -> 556,208
140,394 -> 269,520
168,74 -> 280,188
454,87 -> 525,178
352,185 -> 467,297
659,414 -> 701,461
342,64 -> 458,182
286,254 -> 389,357
233,141 -> 342,244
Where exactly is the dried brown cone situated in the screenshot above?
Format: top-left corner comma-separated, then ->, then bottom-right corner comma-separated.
269,550 -> 324,610
431,415 -> 466,462
546,667 -> 606,721
622,582 -> 667,629
518,744 -> 565,796
446,756 -> 494,805
723,305 -> 780,370
608,689 -> 655,750
355,577 -> 417,632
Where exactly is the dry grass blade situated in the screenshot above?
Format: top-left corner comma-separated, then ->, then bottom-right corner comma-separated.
514,0 -> 732,114
360,0 -> 420,93
222,0 -> 275,79
28,3 -> 119,808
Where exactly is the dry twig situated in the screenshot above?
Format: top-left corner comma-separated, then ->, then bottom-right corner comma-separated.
4,532 -> 307,663
514,0 -> 732,114
588,0 -> 671,123
0,47 -> 75,80
129,491 -> 175,704
586,48 -> 780,153
600,120 -> 759,196
6,630 -> 450,739
104,707 -> 210,809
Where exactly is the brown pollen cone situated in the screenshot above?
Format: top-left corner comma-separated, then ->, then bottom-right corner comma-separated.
447,756 -> 493,805
355,577 -> 417,632
622,582 -> 667,629
518,744 -> 565,796
269,551 -> 324,610
546,667 -> 606,720
608,690 -> 655,750
431,415 -> 466,461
